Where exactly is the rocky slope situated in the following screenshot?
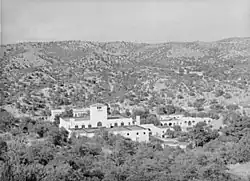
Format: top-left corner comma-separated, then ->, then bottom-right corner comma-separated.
1,37 -> 250,117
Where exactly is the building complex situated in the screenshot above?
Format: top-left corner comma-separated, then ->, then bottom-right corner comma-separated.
54,103 -> 150,142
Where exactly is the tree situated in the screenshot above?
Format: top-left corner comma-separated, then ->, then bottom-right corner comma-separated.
0,139 -> 7,161
141,114 -> 161,126
48,126 -> 69,146
60,108 -> 73,118
173,125 -> 182,132
0,109 -> 18,132
230,131 -> 250,163
189,122 -> 219,147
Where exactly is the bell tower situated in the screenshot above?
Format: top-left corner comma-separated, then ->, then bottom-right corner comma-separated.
90,103 -> 108,123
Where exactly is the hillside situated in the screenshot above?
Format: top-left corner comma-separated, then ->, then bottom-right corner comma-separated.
1,37 -> 250,117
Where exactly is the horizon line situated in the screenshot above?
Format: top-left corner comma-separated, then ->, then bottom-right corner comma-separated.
2,36 -> 250,46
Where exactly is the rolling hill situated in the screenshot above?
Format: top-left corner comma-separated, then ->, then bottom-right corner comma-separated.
1,37 -> 250,118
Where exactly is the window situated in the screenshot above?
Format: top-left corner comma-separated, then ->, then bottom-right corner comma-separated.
121,122 -> 124,126
163,131 -> 165,133
75,125 -> 78,129
192,121 -> 195,123
81,125 -> 85,128
136,132 -> 139,135
97,106 -> 102,110
127,133 -> 130,136
188,121 -> 192,126
128,122 -> 131,125
169,123 -> 172,126
88,124 -> 92,128
97,122 -> 102,127
114,123 -> 118,127
143,132 -> 146,134
184,121 -> 187,123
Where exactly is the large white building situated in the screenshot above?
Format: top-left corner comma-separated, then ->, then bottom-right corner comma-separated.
59,103 -> 140,129
158,114 -> 223,131
140,124 -> 174,138
57,103 -> 149,142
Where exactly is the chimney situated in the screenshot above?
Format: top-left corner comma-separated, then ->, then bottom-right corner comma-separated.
136,116 -> 140,125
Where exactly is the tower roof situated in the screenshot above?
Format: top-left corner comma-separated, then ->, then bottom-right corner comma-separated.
90,103 -> 106,107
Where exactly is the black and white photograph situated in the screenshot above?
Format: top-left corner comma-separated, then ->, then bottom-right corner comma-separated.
0,0 -> 250,180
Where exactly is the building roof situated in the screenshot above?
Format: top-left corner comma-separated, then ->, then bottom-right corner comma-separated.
108,125 -> 147,132
108,127 -> 129,132
125,125 -> 147,131
72,108 -> 89,112
61,116 -> 90,122
107,115 -> 127,120
72,128 -> 101,134
51,109 -> 65,113
156,125 -> 171,129
90,103 -> 106,107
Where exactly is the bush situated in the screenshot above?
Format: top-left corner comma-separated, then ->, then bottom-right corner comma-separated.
214,89 -> 224,97
223,93 -> 232,99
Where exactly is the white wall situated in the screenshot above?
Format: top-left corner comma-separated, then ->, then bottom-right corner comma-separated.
59,117 -> 136,130
160,117 -> 216,129
105,118 -> 133,128
140,124 -> 172,138
112,129 -> 149,142
90,104 -> 108,122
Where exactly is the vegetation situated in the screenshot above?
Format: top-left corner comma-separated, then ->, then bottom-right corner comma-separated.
1,37 -> 250,180
0,108 -> 250,180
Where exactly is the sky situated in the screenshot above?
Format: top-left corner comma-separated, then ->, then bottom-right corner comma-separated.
1,0 -> 250,44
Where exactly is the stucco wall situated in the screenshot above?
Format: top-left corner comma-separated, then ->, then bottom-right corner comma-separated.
112,129 -> 149,142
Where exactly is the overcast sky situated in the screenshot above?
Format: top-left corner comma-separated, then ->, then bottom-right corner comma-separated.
2,0 -> 250,44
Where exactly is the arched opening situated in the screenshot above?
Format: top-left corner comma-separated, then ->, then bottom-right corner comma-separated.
97,122 -> 102,127
88,124 -> 92,128
81,125 -> 85,128
75,125 -> 78,129
121,122 -> 124,126
128,122 -> 131,125
164,123 -> 168,126
114,123 -> 118,127
169,122 -> 172,126
188,121 -> 192,126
